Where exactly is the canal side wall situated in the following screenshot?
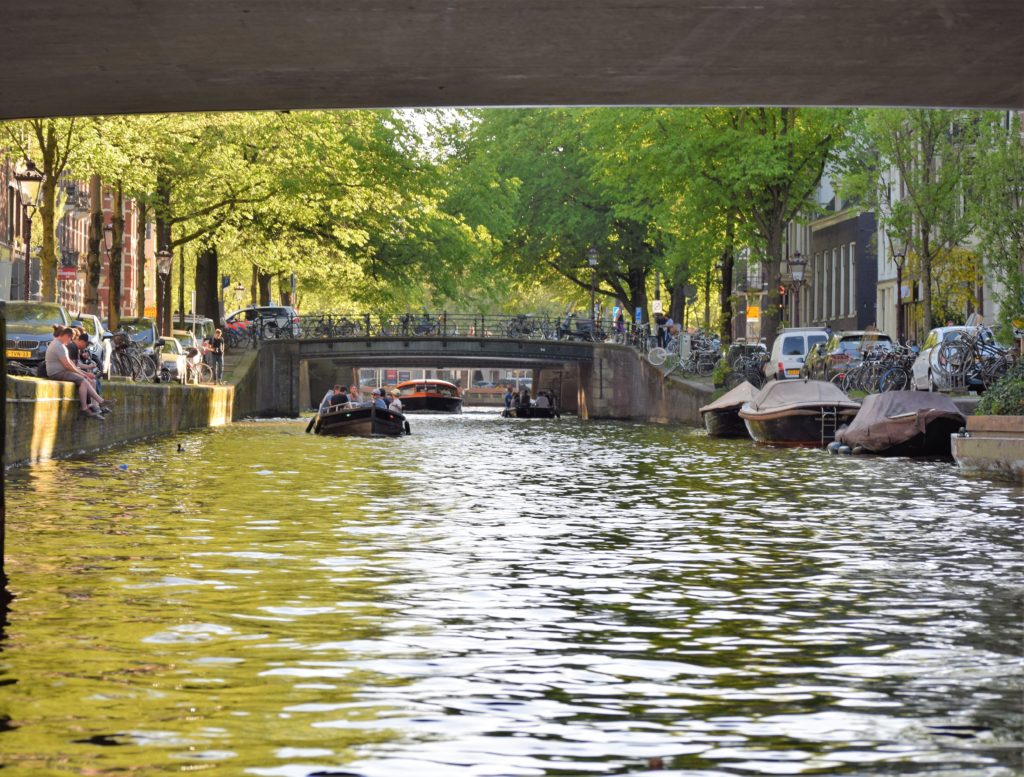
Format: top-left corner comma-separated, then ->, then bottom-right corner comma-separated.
5,376 -> 234,467
561,344 -> 712,425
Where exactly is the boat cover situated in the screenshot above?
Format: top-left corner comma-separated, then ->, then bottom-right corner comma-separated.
740,379 -> 860,418
700,381 -> 758,415
835,391 -> 965,451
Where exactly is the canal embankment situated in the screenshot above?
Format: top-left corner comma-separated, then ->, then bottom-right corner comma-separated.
4,347 -> 264,467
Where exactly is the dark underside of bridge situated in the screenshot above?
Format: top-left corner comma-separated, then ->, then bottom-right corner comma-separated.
3,0 -> 1023,119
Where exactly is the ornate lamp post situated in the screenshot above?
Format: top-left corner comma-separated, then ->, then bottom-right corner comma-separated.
156,247 -> 173,334
587,246 -> 599,327
788,251 -> 807,327
13,160 -> 45,300
892,250 -> 906,345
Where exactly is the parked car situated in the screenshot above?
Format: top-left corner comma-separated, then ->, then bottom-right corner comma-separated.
172,314 -> 215,342
158,336 -> 188,383
225,305 -> 300,338
911,325 -> 993,392
803,330 -> 894,382
73,312 -> 113,378
764,327 -> 830,381
4,301 -> 74,373
116,316 -> 160,346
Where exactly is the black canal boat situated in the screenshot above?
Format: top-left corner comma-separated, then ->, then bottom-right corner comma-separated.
313,404 -> 409,437
739,379 -> 860,447
699,381 -> 757,438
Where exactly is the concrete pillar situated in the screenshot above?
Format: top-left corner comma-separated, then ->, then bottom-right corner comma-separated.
298,360 -> 311,411
577,361 -> 592,420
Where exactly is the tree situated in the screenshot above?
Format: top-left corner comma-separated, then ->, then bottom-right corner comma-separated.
2,119 -> 78,301
971,111 -> 1024,338
840,109 -> 977,333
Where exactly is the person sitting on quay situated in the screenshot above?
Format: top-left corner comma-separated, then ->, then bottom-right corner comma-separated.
46,325 -> 114,419
388,389 -> 403,413
74,331 -> 104,396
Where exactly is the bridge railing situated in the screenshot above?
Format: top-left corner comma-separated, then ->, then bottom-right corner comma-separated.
273,312 -> 631,343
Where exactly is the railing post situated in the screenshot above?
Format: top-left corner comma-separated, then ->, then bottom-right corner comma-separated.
443,311 -> 447,337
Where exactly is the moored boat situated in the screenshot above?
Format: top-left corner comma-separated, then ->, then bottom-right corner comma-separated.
313,403 -> 409,437
699,381 -> 758,438
395,379 -> 463,413
739,379 -> 859,447
834,390 -> 965,457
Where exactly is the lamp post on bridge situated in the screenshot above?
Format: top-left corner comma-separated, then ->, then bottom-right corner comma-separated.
587,246 -> 599,328
14,160 -> 45,301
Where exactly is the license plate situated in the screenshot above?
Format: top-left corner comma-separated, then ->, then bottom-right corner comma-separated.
6,349 -> 33,359
786,369 -> 801,376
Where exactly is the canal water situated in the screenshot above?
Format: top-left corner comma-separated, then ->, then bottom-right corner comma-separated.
2,410 -> 1022,776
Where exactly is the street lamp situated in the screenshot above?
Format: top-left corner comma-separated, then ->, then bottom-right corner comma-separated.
892,248 -> 907,345
14,159 -> 45,300
587,246 -> 599,327
102,223 -> 115,255
156,247 -> 172,334
788,251 -> 807,327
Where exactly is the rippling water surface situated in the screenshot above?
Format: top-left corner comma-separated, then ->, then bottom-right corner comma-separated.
2,409 -> 1023,776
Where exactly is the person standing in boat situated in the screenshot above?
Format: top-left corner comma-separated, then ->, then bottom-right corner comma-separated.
371,388 -> 388,410
329,387 -> 349,407
349,384 -> 363,405
519,387 -> 531,407
535,391 -> 550,409
319,385 -> 339,414
504,385 -> 514,409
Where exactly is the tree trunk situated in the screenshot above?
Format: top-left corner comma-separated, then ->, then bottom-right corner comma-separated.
178,246 -> 186,329
195,243 -> 220,322
39,176 -> 58,301
718,237 -> 735,346
135,201 -> 147,317
84,175 -> 103,316
250,264 -> 258,306
108,183 -> 124,331
760,221 -> 785,350
155,174 -> 173,335
920,227 -> 933,332
257,269 -> 273,305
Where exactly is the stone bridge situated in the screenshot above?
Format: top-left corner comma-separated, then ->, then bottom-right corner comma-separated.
237,336 -> 713,424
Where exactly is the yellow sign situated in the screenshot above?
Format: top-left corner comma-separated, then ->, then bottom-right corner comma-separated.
746,305 -> 760,322
144,306 -> 158,318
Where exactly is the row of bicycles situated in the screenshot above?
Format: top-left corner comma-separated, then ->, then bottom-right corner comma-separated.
646,331 -> 723,377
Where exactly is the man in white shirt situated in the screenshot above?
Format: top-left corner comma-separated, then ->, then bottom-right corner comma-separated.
388,389 -> 403,413
534,392 -> 550,409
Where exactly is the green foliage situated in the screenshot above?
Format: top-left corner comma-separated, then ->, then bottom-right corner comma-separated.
975,359 -> 1024,416
710,357 -> 732,387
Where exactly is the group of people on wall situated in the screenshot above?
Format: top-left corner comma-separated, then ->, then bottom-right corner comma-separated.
44,325 -> 115,419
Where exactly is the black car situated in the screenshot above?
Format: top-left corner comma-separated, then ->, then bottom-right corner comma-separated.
802,331 -> 894,382
4,301 -> 74,373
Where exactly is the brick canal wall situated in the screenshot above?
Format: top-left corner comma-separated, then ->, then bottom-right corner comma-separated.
5,376 -> 236,467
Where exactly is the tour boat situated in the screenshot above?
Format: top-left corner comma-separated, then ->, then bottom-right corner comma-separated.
313,403 -> 409,437
394,379 -> 463,413
834,391 -> 965,457
739,379 -> 860,447
699,381 -> 757,438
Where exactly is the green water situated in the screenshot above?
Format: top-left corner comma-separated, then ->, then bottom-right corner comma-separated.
2,410 -> 1022,776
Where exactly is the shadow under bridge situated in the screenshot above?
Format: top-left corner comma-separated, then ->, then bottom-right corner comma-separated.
254,336 -> 595,416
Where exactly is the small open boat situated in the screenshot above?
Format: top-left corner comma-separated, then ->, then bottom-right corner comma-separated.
700,381 -> 757,438
395,379 -> 463,413
501,405 -> 559,419
835,390 -> 965,457
313,403 -> 409,437
739,379 -> 859,447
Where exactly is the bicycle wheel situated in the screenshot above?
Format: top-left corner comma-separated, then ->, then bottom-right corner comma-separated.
879,367 -> 909,392
830,371 -> 849,392
110,350 -> 133,379
195,362 -> 213,384
647,347 -> 667,367
135,353 -> 156,382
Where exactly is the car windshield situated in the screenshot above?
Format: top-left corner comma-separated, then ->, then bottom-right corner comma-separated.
164,339 -> 182,354
780,335 -> 806,356
119,319 -> 156,345
76,317 -> 98,337
839,335 -> 893,354
6,303 -> 66,326
807,334 -> 828,349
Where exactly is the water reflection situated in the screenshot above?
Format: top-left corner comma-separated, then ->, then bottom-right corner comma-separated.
1,410 -> 1022,775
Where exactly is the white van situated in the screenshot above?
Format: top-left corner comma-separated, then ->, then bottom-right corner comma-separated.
764,327 -> 831,381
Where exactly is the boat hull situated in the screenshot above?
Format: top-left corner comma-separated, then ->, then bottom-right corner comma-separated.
314,406 -> 408,437
856,416 -> 963,457
742,407 -> 858,447
400,395 -> 463,413
702,407 -> 749,438
501,406 -> 559,419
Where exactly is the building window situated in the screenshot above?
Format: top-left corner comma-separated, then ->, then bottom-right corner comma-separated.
813,252 -> 820,321
848,242 -> 856,316
840,245 -> 847,317
832,248 -> 839,320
